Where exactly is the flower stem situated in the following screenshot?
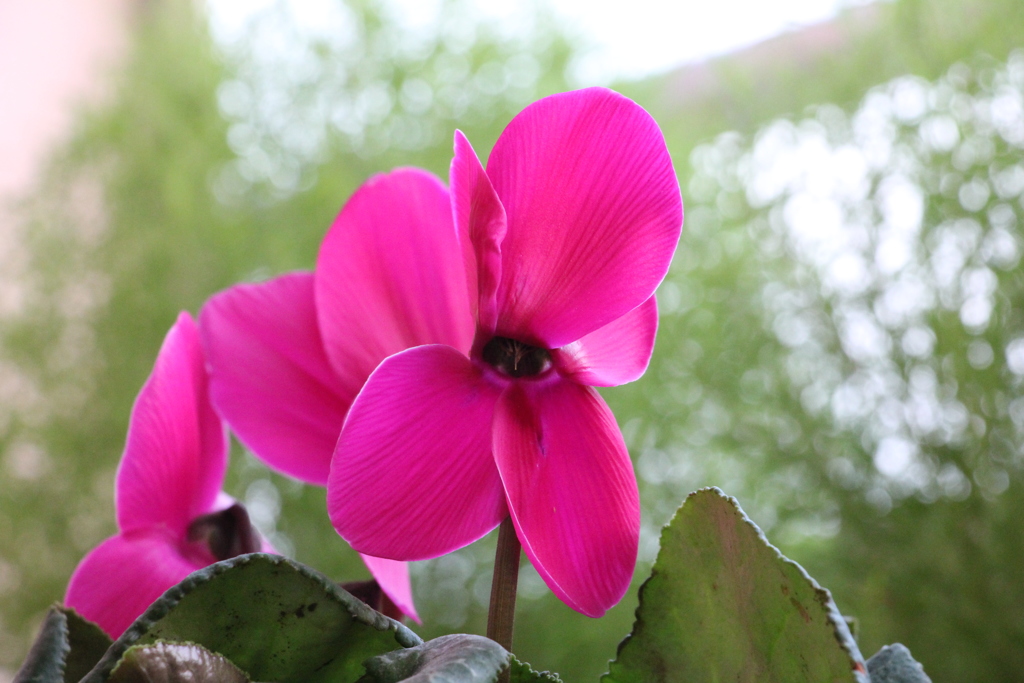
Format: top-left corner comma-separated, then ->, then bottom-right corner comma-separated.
487,516 -> 521,665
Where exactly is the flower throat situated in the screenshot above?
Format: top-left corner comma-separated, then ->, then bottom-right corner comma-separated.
186,503 -> 262,562
482,336 -> 551,378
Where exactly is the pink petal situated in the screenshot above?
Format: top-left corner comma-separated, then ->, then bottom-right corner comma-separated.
328,345 -> 505,560
552,295 -> 658,387
200,273 -> 348,485
359,554 -> 420,623
493,379 -> 639,617
451,130 -> 507,334
117,313 -> 227,535
486,88 -> 682,348
315,168 -> 475,386
65,532 -> 203,638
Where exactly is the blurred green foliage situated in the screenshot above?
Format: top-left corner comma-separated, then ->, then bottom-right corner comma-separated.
3,0 -> 1024,682
666,55 -> 1024,681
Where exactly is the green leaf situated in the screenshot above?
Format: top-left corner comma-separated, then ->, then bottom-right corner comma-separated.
15,609 -> 69,683
108,643 -> 249,683
357,635 -> 563,683
507,657 -> 562,683
360,634 -> 509,683
64,610 -> 115,683
82,553 -> 421,683
14,607 -> 112,683
865,644 -> 932,683
604,488 -> 868,683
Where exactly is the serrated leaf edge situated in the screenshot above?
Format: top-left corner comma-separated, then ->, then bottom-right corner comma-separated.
604,487 -> 869,683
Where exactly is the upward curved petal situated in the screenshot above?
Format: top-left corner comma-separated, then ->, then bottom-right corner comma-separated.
328,345 -> 505,560
487,88 -> 682,348
493,380 -> 639,617
552,295 -> 658,387
117,313 -> 227,535
200,273 -> 348,485
65,532 -> 203,639
360,554 -> 419,623
451,130 -> 507,334
316,169 -> 475,387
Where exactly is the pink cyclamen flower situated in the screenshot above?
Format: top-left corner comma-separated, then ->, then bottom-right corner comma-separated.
65,313 -> 270,638
328,87 -> 683,617
198,169 -> 475,622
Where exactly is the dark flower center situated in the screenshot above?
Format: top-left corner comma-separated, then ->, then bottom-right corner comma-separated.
481,336 -> 551,378
187,503 -> 262,562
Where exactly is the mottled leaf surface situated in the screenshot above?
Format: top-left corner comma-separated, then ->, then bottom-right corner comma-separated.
360,634 -> 508,683
15,607 -> 112,683
81,553 -> 420,683
108,643 -> 249,683
604,488 -> 868,683
866,644 -> 932,683
359,637 -> 564,683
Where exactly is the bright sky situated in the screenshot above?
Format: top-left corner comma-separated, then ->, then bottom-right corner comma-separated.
484,0 -> 869,82
209,0 -> 873,83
